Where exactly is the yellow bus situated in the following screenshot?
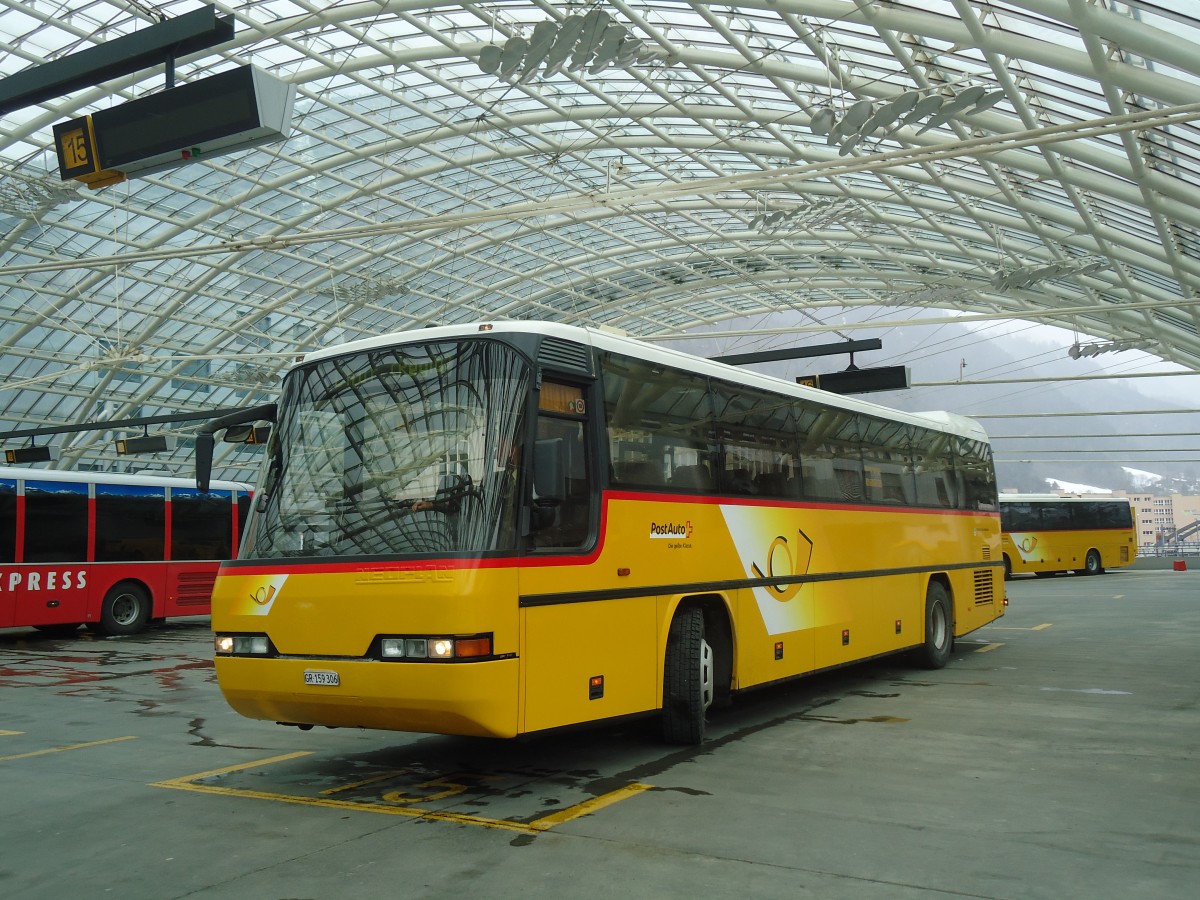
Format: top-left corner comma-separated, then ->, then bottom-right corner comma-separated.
198,321 -> 1005,743
999,494 -> 1137,578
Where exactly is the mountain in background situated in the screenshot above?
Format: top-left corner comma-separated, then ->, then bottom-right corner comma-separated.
671,311 -> 1199,495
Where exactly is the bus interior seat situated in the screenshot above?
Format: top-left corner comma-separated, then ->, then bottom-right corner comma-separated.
670,463 -> 712,491
615,460 -> 660,487
724,468 -> 756,494
753,472 -> 786,496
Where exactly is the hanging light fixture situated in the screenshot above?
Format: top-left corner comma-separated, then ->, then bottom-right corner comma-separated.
1068,339 -> 1154,359
808,84 -> 1007,153
478,10 -> 654,82
990,255 -> 1108,291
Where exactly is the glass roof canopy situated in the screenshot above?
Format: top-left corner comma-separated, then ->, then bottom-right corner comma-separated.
1,0 -> 1198,481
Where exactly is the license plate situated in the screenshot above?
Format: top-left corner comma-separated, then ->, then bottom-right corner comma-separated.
303,670 -> 340,686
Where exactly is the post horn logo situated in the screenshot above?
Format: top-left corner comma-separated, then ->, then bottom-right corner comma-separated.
750,529 -> 814,602
250,585 -> 277,606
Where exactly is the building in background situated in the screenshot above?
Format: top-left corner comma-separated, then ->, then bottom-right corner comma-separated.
1117,493 -> 1200,554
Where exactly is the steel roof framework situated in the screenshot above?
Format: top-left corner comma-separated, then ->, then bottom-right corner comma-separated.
0,0 -> 1197,480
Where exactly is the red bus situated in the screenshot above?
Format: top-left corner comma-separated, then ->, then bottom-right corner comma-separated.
0,466 -> 251,636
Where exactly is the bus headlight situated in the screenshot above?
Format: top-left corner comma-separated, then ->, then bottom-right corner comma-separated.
376,635 -> 492,661
215,634 -> 270,655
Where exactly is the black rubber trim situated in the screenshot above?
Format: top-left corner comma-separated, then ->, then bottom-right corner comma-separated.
519,559 -> 1002,608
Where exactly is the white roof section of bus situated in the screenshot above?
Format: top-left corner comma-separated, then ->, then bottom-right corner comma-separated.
0,464 -> 249,492
2,1 -> 1198,482
999,493 -> 1129,502
302,318 -> 990,440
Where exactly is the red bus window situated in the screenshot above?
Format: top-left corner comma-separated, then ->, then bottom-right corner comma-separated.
172,488 -> 235,560
96,483 -> 165,562
0,479 -> 15,564
23,479 -> 87,563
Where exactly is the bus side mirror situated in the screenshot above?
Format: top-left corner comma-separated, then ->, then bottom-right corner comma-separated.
195,403 -> 277,493
224,425 -> 271,444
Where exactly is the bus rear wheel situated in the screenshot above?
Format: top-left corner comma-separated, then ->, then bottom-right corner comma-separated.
1083,549 -> 1103,576
662,607 -> 714,745
95,582 -> 151,636
917,581 -> 953,669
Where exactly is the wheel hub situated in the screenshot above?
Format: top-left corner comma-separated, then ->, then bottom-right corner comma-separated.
699,638 -> 714,711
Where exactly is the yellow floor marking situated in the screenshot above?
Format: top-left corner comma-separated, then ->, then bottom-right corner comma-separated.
528,782 -> 653,831
153,750 -> 312,784
0,735 -> 135,762
0,730 -> 24,736
1031,623 -> 1053,631
153,753 -> 652,834
319,769 -> 407,795
975,643 -> 1004,653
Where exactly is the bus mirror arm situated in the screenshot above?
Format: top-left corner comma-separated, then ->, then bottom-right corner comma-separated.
195,403 -> 278,492
196,433 -> 215,493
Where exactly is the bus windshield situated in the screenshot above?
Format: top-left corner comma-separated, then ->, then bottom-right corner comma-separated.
242,338 -> 530,559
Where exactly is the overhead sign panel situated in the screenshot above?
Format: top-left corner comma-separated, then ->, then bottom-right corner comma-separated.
796,365 -> 911,395
55,65 -> 295,187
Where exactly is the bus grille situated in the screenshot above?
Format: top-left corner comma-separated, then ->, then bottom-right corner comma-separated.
1120,546 -> 1129,562
981,544 -> 991,560
973,569 -> 994,605
176,571 -> 217,606
538,338 -> 594,376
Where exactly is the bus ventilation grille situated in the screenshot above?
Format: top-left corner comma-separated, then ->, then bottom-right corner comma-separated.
538,338 -> 594,376
973,569 -> 994,605
981,544 -> 991,560
177,571 -> 218,606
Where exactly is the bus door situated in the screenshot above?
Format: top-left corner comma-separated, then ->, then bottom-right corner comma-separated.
519,381 -> 651,732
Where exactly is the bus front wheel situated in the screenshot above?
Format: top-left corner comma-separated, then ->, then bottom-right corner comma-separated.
917,581 -> 953,669
1083,549 -> 1103,576
95,582 -> 151,636
662,607 -> 714,745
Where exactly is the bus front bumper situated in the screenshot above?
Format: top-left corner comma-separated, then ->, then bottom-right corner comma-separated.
215,656 -> 520,738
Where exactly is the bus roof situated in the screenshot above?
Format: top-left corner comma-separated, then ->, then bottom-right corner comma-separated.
299,320 -> 990,442
999,493 -> 1127,503
0,465 -> 250,491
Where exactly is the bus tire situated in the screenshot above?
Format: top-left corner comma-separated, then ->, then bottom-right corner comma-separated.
97,582 -> 151,636
1083,549 -> 1103,576
917,581 -> 953,669
662,607 -> 713,745
1002,555 -> 1012,580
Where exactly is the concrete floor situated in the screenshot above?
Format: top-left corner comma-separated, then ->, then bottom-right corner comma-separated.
1,568 -> 1197,899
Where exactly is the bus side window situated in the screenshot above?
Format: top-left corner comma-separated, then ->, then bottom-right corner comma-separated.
600,350 -> 716,496
96,485 -> 165,561
173,489 -> 236,560
23,479 -> 88,563
0,479 -> 15,564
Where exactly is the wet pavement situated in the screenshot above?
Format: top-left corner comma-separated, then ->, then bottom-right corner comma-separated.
1,569 -> 1197,899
